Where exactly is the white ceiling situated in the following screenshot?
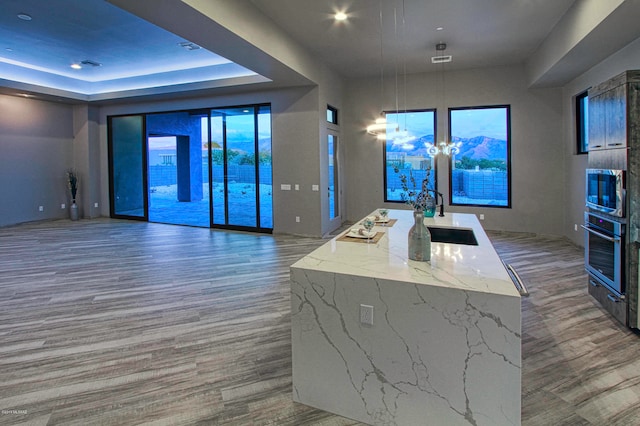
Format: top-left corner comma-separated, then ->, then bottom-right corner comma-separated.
2,0 -> 640,102
250,0 -> 577,78
0,0 -> 261,99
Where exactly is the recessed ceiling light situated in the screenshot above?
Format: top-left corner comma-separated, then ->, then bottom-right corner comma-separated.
334,11 -> 348,21
81,59 -> 102,67
178,41 -> 200,51
70,63 -> 82,70
17,13 -> 32,21
436,27 -> 444,31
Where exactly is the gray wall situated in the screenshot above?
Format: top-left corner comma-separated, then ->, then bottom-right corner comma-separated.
5,37 -> 640,240
344,65 -> 565,236
0,95 -> 75,226
73,105 -> 101,219
97,86 -> 325,236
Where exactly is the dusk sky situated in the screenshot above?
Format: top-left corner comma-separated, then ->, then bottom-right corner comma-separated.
387,107 -> 508,140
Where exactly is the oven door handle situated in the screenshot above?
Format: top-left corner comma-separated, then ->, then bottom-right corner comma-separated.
580,224 -> 620,243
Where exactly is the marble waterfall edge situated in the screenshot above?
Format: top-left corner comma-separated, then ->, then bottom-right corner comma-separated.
290,211 -> 521,425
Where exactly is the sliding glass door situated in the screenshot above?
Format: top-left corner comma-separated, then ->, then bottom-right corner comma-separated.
108,105 -> 272,232
210,105 -> 272,231
109,115 -> 146,219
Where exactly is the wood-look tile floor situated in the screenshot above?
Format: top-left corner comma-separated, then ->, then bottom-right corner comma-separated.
0,219 -> 639,425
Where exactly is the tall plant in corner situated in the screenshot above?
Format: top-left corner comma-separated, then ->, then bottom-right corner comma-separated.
67,169 -> 78,204
67,169 -> 80,221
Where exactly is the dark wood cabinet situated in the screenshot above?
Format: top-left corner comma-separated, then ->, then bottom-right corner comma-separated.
589,76 -> 630,150
588,90 -> 606,150
606,84 -> 627,148
587,70 -> 640,329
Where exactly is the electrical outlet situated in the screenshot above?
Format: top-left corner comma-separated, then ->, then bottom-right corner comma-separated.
294,184 -> 299,191
574,224 -> 578,231
479,214 -> 485,220
312,185 -> 319,191
295,216 -> 300,223
360,304 -> 374,325
94,202 -> 99,208
38,206 -> 44,212
61,203 -> 65,209
281,184 -> 291,191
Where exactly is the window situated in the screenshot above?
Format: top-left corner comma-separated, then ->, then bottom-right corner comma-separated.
576,91 -> 589,154
384,110 -> 437,203
449,106 -> 511,207
328,133 -> 339,219
327,105 -> 338,125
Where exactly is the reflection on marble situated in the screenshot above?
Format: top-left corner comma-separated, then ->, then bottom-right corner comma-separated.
291,211 -> 521,425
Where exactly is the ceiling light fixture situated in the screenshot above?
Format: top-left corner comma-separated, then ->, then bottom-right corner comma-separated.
17,13 -> 32,21
70,63 -> 82,70
81,59 -> 102,67
366,0 -> 398,139
334,11 -> 348,21
178,41 -> 201,51
425,42 -> 461,156
387,0 -> 416,148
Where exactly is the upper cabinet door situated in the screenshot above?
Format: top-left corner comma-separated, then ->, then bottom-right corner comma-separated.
588,83 -> 628,151
588,93 -> 606,151
605,84 -> 627,149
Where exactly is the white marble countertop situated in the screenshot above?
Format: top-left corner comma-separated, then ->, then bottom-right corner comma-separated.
292,209 -> 520,298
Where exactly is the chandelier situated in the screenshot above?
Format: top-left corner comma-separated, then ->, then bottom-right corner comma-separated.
424,42 -> 459,156
425,140 -> 462,156
367,116 -> 399,140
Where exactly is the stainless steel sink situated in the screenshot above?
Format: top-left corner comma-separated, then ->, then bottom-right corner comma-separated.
427,226 -> 478,246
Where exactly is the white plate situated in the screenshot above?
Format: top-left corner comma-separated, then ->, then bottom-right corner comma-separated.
346,228 -> 376,239
375,217 -> 390,223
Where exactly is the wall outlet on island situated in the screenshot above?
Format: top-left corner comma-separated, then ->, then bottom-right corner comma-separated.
479,214 -> 485,220
360,304 -> 374,326
575,224 -> 578,231
295,216 -> 300,223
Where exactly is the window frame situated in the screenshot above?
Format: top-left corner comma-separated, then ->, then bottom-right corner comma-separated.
448,104 -> 512,209
383,108 -> 438,204
575,90 -> 589,155
327,105 -> 339,125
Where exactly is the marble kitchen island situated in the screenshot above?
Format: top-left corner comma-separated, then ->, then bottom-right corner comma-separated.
290,210 -> 521,425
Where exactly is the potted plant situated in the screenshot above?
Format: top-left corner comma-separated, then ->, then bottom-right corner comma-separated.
67,169 -> 79,221
395,166 -> 436,216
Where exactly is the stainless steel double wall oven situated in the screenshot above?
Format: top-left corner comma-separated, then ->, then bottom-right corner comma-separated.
583,169 -> 626,304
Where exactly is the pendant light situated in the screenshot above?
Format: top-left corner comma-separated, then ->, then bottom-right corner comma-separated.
425,42 -> 461,156
366,0 -> 398,139
386,0 -> 416,148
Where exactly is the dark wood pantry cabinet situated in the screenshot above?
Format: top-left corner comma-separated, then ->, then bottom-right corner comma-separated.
587,70 -> 640,329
